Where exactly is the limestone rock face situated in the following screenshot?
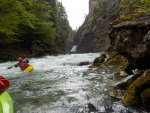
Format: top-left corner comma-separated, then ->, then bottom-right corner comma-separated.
89,0 -> 99,14
109,13 -> 150,70
107,13 -> 150,109
74,0 -> 121,53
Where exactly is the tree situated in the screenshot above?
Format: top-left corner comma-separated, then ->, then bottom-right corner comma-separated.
18,0 -> 58,53
0,0 -> 75,61
0,0 -> 36,46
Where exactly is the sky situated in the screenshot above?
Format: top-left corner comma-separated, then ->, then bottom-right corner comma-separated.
58,0 -> 89,30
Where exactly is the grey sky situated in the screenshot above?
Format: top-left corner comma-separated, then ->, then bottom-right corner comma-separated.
58,0 -> 89,30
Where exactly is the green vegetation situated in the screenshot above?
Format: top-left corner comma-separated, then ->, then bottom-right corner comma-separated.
120,0 -> 150,14
92,54 -> 107,67
124,70 -> 150,107
0,0 -> 75,61
111,0 -> 150,25
110,13 -> 143,25
104,51 -> 127,70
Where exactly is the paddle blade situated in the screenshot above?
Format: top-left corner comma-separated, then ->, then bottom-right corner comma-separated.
7,66 -> 13,69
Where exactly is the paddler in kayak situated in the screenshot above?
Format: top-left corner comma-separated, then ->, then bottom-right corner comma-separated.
14,57 -> 30,71
7,57 -> 34,72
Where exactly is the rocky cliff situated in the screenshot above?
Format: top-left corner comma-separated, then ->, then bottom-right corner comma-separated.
108,13 -> 150,109
109,13 -> 150,73
79,0 -> 150,110
74,0 -> 121,53
74,0 -> 150,72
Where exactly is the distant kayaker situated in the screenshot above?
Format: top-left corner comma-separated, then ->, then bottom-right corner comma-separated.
14,57 -> 30,71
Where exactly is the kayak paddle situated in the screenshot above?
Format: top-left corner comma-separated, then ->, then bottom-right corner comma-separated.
7,66 -> 13,69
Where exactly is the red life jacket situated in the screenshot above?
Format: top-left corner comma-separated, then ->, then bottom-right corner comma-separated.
20,62 -> 29,70
0,76 -> 10,95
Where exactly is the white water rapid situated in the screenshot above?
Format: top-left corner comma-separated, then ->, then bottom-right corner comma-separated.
0,53 -> 147,113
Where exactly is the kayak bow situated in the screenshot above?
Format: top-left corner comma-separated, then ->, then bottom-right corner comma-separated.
24,65 -> 34,72
0,92 -> 13,113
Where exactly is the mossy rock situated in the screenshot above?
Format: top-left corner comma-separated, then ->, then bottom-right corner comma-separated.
113,74 -> 141,90
109,89 -> 125,99
141,88 -> 150,110
114,72 -> 122,79
104,51 -> 127,70
114,71 -> 128,79
92,63 -> 102,67
92,54 -> 107,67
110,12 -> 143,26
124,70 -> 150,107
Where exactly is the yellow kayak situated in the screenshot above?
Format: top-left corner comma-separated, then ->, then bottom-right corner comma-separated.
24,65 -> 34,72
0,92 -> 13,113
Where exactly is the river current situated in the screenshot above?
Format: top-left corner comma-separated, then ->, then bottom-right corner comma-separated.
0,53 -> 147,113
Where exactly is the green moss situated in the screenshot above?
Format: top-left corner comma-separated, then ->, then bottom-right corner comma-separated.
124,90 -> 141,106
92,54 -> 107,67
124,70 -> 150,107
110,12 -> 143,26
120,0 -> 150,14
95,36 -> 110,48
114,72 -> 128,80
92,63 -> 102,67
141,89 -> 150,110
82,27 -> 91,36
114,72 -> 121,78
109,89 -> 125,99
107,51 -> 118,58
104,51 -> 127,70
141,89 -> 150,98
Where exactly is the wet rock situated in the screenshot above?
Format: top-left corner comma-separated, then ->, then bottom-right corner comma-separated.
82,102 -> 98,112
109,12 -> 150,70
124,70 -> 150,107
103,100 -> 114,112
109,89 -> 125,99
75,0 -> 121,53
132,69 -> 145,75
114,71 -> 129,79
141,88 -> 150,111
113,73 -> 141,90
113,75 -> 134,90
78,61 -> 90,66
87,102 -> 98,112
104,51 -> 127,70
92,54 -> 107,67
124,62 -> 136,74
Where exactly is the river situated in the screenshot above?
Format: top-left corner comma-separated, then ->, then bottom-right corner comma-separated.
0,53 -> 147,113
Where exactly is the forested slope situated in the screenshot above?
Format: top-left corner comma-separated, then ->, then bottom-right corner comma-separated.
0,0 -> 75,62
